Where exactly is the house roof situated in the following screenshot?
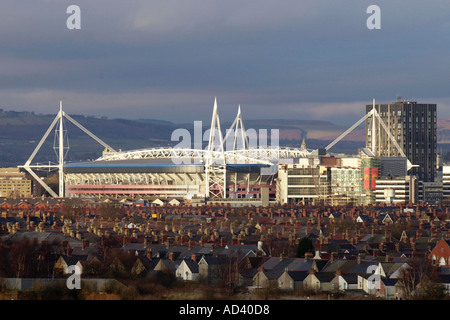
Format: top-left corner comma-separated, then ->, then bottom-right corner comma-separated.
270,258 -> 296,270
380,262 -> 408,277
246,256 -> 270,269
314,259 -> 330,272
321,260 -> 358,273
437,274 -> 450,284
260,269 -> 284,280
313,272 -> 336,283
381,278 -> 398,286
347,261 -> 378,274
285,271 -> 309,281
261,257 -> 286,270
2,230 -> 81,249
357,215 -> 374,223
137,256 -> 160,270
341,274 -> 359,284
61,255 -> 81,266
438,267 -> 450,275
200,255 -> 226,265
286,259 -> 316,272
183,259 -> 199,273
240,268 -> 259,279
157,258 -> 180,272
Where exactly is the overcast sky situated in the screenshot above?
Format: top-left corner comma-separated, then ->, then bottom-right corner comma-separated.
0,0 -> 449,124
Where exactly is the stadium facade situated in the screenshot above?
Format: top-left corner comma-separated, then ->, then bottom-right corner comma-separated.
64,158 -> 276,201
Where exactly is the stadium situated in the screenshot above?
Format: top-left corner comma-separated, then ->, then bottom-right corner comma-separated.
63,156 -> 276,201
20,99 -> 310,203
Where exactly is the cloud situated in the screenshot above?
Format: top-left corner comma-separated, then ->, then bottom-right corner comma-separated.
0,0 -> 449,125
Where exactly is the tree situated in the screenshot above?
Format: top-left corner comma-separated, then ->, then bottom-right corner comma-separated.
415,275 -> 447,300
9,238 -> 40,278
296,237 -> 314,258
397,256 -> 432,300
82,258 -> 105,278
98,203 -> 123,221
60,199 -> 85,221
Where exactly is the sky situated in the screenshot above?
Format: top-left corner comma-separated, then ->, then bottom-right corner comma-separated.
0,0 -> 449,125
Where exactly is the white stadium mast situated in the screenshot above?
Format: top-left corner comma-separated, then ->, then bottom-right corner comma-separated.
205,97 -> 227,199
324,98 -> 415,171
19,101 -> 116,198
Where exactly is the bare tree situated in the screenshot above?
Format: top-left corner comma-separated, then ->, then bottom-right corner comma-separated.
10,238 -> 39,278
98,203 -> 123,221
398,256 -> 432,300
59,199 -> 85,221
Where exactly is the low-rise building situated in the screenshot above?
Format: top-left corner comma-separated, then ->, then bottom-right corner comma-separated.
443,166 -> 450,203
430,238 -> 450,267
303,270 -> 336,292
0,168 -> 32,198
176,259 -> 200,281
277,270 -> 308,290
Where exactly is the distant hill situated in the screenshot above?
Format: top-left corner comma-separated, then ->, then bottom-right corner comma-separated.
237,119 -> 366,143
0,110 -> 179,167
437,118 -> 450,143
0,109 -> 449,167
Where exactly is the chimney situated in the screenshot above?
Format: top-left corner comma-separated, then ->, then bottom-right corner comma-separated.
258,240 -> 263,251
336,269 -> 343,276
169,252 -> 174,261
330,252 -> 337,262
146,249 -> 152,260
416,230 -> 422,238
304,252 -> 313,260
82,239 -> 89,250
191,254 -> 197,263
